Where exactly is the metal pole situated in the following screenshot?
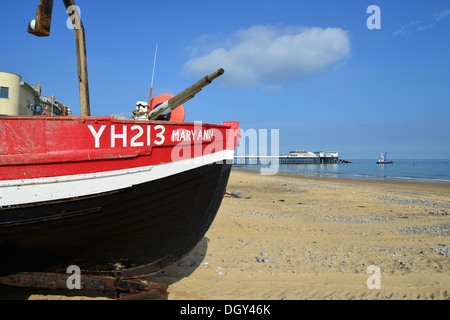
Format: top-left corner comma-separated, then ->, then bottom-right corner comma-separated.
148,44 -> 158,105
147,68 -> 224,120
63,0 -> 91,116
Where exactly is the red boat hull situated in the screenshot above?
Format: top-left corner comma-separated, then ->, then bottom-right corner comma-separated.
0,116 -> 239,276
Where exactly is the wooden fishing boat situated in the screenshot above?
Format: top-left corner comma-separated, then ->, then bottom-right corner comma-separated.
0,115 -> 239,276
0,0 -> 239,281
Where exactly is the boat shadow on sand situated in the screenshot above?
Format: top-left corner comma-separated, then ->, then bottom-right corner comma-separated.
143,236 -> 209,285
0,237 -> 209,300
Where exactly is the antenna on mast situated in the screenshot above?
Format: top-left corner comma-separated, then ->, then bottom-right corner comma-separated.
148,44 -> 158,108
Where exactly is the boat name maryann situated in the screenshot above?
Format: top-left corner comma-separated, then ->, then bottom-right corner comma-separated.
171,128 -> 214,142
88,125 -> 214,148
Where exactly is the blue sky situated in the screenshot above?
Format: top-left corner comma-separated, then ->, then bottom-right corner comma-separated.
1,0 -> 449,159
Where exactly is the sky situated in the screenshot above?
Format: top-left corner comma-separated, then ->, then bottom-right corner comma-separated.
1,0 -> 449,159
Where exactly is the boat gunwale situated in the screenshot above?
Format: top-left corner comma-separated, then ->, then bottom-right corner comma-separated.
0,114 -> 234,129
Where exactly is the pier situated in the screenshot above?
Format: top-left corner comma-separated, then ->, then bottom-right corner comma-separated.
234,151 -> 351,165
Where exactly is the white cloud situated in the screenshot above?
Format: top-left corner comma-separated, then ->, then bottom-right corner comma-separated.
393,20 -> 420,37
184,25 -> 351,88
434,9 -> 450,21
394,9 -> 448,38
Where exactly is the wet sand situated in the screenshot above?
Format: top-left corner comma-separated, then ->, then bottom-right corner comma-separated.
2,169 -> 449,300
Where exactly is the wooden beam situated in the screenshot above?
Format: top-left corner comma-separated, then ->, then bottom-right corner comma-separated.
63,0 -> 91,116
28,0 -> 54,37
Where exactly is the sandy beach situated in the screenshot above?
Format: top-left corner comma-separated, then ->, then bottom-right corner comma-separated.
1,169 -> 449,300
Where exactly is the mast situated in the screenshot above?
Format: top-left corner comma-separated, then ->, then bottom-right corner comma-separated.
62,0 -> 90,116
28,0 -> 91,116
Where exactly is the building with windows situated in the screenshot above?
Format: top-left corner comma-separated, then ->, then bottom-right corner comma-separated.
0,71 -> 70,116
40,96 -> 72,116
0,71 -> 41,115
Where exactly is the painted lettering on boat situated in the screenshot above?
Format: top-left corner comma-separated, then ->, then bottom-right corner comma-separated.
87,124 -> 165,148
87,125 -> 215,148
171,129 -> 214,142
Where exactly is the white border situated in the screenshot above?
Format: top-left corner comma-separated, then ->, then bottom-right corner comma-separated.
0,150 -> 233,207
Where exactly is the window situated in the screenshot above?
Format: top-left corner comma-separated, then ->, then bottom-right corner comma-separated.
0,87 -> 9,99
35,105 -> 42,115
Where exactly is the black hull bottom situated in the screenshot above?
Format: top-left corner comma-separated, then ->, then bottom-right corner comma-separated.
0,163 -> 232,277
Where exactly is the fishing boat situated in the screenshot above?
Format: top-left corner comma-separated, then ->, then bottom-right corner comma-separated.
376,151 -> 393,164
0,0 -> 239,280
0,113 -> 239,277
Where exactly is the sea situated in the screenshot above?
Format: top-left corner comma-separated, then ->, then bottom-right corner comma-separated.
232,159 -> 450,184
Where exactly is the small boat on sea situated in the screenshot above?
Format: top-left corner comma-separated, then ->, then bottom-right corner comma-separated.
0,0 -> 239,280
376,151 -> 393,164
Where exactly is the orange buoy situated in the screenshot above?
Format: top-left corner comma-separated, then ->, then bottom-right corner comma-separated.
149,94 -> 185,122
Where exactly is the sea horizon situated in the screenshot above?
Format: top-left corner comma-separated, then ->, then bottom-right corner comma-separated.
233,158 -> 450,184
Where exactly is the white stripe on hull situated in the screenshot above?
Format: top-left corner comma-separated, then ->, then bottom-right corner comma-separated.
0,150 -> 234,207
